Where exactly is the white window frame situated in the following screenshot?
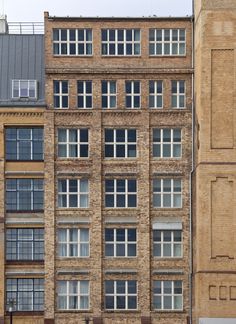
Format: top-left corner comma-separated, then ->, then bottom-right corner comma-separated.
125,81 -> 141,109
149,29 -> 186,56
101,29 -> 140,56
12,80 -> 37,99
153,229 -> 182,258
153,280 -> 183,311
105,228 -> 137,257
53,80 -> 69,109
53,29 -> 93,56
58,228 -> 89,258
57,280 -> 89,310
171,80 -> 185,109
57,128 -> 89,158
58,179 -> 89,208
105,280 -> 137,310
153,128 -> 182,158
149,80 -> 163,108
153,178 -> 182,208
105,179 -> 137,208
104,129 -> 137,158
102,81 -> 117,109
77,81 -> 92,109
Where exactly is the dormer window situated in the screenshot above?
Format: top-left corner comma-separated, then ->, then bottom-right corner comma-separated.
12,80 -> 37,99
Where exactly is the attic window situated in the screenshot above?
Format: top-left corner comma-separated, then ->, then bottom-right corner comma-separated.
12,80 -> 37,99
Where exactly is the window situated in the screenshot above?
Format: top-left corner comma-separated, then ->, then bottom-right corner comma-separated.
53,29 -> 92,55
149,81 -> 163,108
6,179 -> 44,212
54,81 -> 69,108
57,280 -> 89,310
149,29 -> 186,56
77,81 -> 92,108
105,280 -> 137,310
153,129 -> 181,158
58,228 -> 89,257
153,179 -> 182,208
12,80 -> 37,99
153,280 -> 183,310
171,81 -> 185,108
105,179 -> 137,208
104,129 -> 136,158
5,128 -> 44,161
101,29 -> 140,56
6,228 -> 44,261
125,81 -> 140,108
102,81 -> 116,108
58,128 -> 89,158
6,278 -> 44,311
105,228 -> 136,257
153,230 -> 182,257
58,179 -> 89,208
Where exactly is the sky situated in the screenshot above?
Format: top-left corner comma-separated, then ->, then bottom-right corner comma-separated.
3,0 -> 192,22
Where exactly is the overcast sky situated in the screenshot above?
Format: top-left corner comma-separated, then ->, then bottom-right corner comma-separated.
3,0 -> 192,22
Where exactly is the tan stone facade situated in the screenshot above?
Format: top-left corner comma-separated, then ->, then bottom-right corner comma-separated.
0,13 -> 193,324
193,0 -> 236,323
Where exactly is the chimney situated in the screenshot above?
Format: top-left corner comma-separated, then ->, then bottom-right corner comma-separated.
0,15 -> 8,34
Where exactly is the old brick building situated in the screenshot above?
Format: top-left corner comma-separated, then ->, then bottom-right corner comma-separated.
0,11 -> 193,324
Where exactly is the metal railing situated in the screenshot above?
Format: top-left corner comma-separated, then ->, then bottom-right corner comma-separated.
8,22 -> 44,34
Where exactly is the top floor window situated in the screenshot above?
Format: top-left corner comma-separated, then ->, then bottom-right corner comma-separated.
102,29 -> 140,56
53,29 -> 92,55
149,29 -> 186,56
5,128 -> 44,161
12,80 -> 37,99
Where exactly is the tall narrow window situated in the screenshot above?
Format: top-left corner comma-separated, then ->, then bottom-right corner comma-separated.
171,81 -> 185,108
105,179 -> 137,208
6,179 -> 44,212
6,128 -> 44,161
53,29 -> 92,55
105,280 -> 137,310
104,129 -> 136,158
102,81 -> 117,108
54,80 -> 69,109
12,80 -> 37,99
149,81 -> 163,108
57,280 -> 89,310
153,179 -> 182,208
58,128 -> 89,158
153,280 -> 183,310
125,81 -> 140,108
6,228 -> 44,261
153,128 -> 181,158
149,29 -> 186,56
101,29 -> 140,56
77,81 -> 92,108
58,179 -> 89,208
58,228 -> 89,257
6,278 -> 44,311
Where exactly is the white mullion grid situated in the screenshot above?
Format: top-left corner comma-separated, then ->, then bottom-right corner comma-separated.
124,228 -> 128,257
114,130 -> 117,158
82,81 -> 87,108
30,129 -> 33,160
115,29 -> 119,55
131,82 -> 135,108
114,229 -> 117,257
124,129 -> 128,159
114,179 -> 117,208
170,179 -> 174,208
77,229 -> 81,257
66,29 -> 70,55
108,81 -> 116,108
125,179 -> 128,208
170,129 -> 174,158
123,29 -> 127,55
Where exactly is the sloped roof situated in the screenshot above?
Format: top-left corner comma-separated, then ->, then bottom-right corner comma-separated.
0,34 -> 45,106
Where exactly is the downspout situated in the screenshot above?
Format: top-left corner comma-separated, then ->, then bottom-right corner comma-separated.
190,0 -> 195,323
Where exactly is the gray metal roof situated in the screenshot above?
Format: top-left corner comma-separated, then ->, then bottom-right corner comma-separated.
0,34 -> 45,106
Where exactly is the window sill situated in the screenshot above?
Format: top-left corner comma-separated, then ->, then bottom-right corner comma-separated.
6,311 -> 44,316
6,260 -> 44,265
